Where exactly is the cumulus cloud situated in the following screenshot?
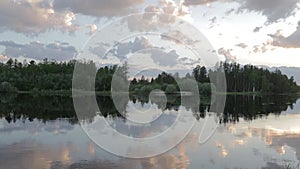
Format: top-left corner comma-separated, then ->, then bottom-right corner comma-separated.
0,0 -> 77,34
126,0 -> 191,31
53,0 -> 144,17
269,22 -> 300,48
0,41 -> 77,61
218,48 -> 236,62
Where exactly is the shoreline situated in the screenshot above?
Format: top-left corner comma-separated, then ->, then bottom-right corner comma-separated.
1,90 -> 299,96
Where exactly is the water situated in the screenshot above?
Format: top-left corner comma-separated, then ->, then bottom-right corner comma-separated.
0,94 -> 299,169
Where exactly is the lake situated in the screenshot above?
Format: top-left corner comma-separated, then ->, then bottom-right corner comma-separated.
0,94 -> 300,169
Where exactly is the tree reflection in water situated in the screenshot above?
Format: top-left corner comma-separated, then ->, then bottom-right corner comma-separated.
0,93 -> 298,124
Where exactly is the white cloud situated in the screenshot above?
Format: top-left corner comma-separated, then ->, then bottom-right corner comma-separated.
0,55 -> 9,62
86,24 -> 98,35
0,41 -> 77,61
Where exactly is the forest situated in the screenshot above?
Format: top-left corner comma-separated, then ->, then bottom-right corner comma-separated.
0,58 -> 299,94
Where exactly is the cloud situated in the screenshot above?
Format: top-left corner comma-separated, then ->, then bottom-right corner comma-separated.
236,43 -> 248,48
126,0 -> 191,31
105,37 -> 153,60
225,8 -> 235,15
89,36 -> 184,68
53,0 -> 144,17
161,30 -> 200,46
237,0 -> 300,23
208,16 -> 217,28
253,26 -> 262,32
0,0 -> 77,34
110,37 -> 181,67
140,49 -> 180,66
183,0 -> 219,6
0,41 -> 77,61
218,48 -> 236,62
252,43 -> 270,53
182,0 -> 300,23
269,22 -> 300,48
86,24 -> 98,35
0,55 -> 9,62
89,43 -> 108,59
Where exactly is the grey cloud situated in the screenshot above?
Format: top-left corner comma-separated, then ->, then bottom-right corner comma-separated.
218,48 -> 236,62
208,16 -> 217,28
112,36 -> 180,67
253,26 -> 262,32
89,44 -> 107,59
236,43 -> 248,48
209,16 -> 217,24
225,8 -> 235,15
0,0 -> 77,34
89,37 -> 153,62
183,0 -> 219,6
182,0 -> 300,23
252,44 -> 269,53
269,22 -> 300,48
0,41 -> 77,61
161,30 -> 200,46
91,36 -> 183,67
140,49 -> 180,66
53,0 -> 144,17
237,0 -> 300,23
110,37 -> 153,59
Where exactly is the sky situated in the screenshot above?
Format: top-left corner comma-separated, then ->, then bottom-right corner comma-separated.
0,0 -> 300,69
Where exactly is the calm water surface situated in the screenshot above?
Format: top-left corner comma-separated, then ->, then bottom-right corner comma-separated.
0,94 -> 300,169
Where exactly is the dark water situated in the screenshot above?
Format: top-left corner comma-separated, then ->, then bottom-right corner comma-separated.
0,94 -> 300,169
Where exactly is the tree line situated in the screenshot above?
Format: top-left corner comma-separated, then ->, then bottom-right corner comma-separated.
131,62 -> 299,94
0,58 -> 299,94
209,62 -> 299,93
